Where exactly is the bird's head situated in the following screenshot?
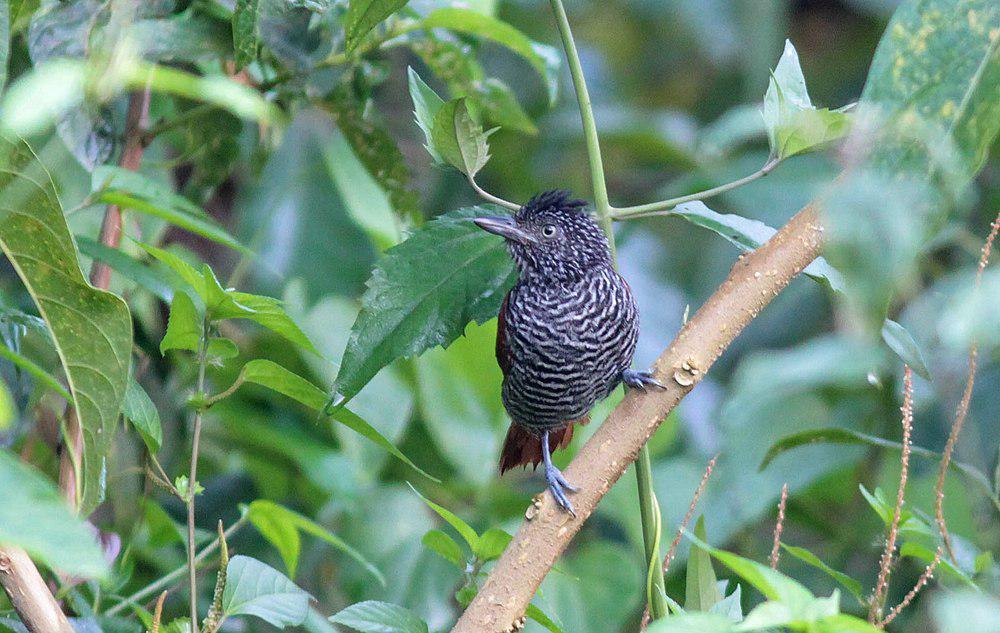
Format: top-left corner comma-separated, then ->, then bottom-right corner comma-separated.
474,190 -> 611,279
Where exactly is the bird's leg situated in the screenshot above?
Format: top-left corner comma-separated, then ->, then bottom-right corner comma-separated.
622,368 -> 667,393
542,430 -> 578,516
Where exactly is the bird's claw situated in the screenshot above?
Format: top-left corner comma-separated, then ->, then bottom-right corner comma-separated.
545,463 -> 577,516
623,368 -> 666,392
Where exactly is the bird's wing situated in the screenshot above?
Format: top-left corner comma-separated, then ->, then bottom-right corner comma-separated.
495,289 -> 512,376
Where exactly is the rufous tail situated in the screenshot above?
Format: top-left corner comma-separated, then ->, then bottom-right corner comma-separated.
498,419 -> 587,475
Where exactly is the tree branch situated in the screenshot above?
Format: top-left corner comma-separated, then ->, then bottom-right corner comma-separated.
452,203 -> 824,632
0,547 -> 74,633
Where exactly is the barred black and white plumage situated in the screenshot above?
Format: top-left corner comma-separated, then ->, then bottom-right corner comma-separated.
474,191 -> 660,514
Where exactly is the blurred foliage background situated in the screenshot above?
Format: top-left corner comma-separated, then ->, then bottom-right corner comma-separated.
0,0 -> 997,632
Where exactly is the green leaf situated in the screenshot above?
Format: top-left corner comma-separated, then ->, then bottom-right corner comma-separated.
525,604 -> 564,633
431,98 -> 494,176
76,236 -> 174,302
234,360 -> 435,480
670,202 -> 844,292
200,264 -> 255,320
207,337 -> 240,360
232,0 -> 261,70
407,483 -> 479,550
762,40 -> 850,159
685,517 -> 722,611
779,544 -> 864,604
245,500 -> 384,584
474,527 -> 512,562
92,166 -> 247,253
0,339 -> 70,400
329,600 -> 428,633
408,67 -> 446,163
135,241 -> 206,298
0,136 -> 132,514
645,613 -> 735,632
333,207 -> 516,403
880,319 -> 930,379
421,8 -> 560,104
344,0 -> 409,53
160,291 -> 203,355
222,555 -> 312,627
227,292 -> 320,355
0,451 -> 108,577
123,378 -> 162,453
420,529 -> 464,566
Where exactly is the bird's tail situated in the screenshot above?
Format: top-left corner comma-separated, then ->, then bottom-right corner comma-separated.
498,419 -> 587,475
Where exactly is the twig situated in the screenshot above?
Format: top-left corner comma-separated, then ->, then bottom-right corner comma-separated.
0,547 -> 74,632
770,483 -> 789,570
934,211 -> 998,563
869,366 -> 914,624
151,591 -> 167,633
640,454 -> 717,629
467,176 -> 520,212
879,547 -> 941,627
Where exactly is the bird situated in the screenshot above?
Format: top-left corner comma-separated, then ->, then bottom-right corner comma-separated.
474,190 -> 662,515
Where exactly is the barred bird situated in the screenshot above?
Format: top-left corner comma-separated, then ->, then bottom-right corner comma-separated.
474,191 -> 662,515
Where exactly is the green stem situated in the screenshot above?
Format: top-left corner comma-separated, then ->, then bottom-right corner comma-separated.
104,516 -> 247,617
548,0 -> 613,257
611,157 -> 781,220
637,447 -> 669,620
187,320 -> 210,633
548,0 -> 665,618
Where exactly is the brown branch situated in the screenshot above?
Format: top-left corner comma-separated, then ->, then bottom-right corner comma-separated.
0,547 -> 74,633
869,365 -> 914,624
934,211 -> 998,563
878,547 -> 941,628
769,483 -> 789,570
640,454 -> 717,629
452,204 -> 825,632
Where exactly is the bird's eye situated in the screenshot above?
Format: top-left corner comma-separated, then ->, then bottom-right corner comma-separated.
541,225 -> 558,238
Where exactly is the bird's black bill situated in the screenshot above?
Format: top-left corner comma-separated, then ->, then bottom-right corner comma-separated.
473,216 -> 538,245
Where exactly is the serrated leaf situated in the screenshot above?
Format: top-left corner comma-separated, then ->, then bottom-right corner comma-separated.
0,136 -> 132,513
123,378 -> 162,453
332,207 -> 515,403
160,291 -> 202,355
246,500 -> 383,584
344,0 -> 409,53
431,98 -> 492,176
685,517 -> 722,611
232,0 -> 261,70
329,600 -> 428,633
0,451 -> 109,577
780,544 -> 864,604
421,8 -> 560,104
408,67 -> 445,163
881,319 -> 930,379
407,483 -> 478,550
233,360 -> 434,480
421,529 -> 464,566
222,555 -> 311,627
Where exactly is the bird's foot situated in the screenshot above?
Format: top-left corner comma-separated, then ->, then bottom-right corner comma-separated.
623,368 -> 666,392
544,462 -> 578,517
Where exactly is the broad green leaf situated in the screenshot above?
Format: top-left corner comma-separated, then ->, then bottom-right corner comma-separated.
160,291 -> 202,355
860,0 -> 1000,181
329,600 -> 428,633
129,12 -> 231,64
525,604 -> 564,633
0,340 -> 70,400
670,202 -> 844,292
408,67 -> 445,163
227,292 -> 320,355
0,451 -> 108,577
344,0 -> 409,53
0,136 -> 132,513
234,360 -> 434,480
200,264 -> 255,320
762,40 -> 850,159
333,207 -> 516,403
407,483 -> 479,550
779,544 -> 864,604
880,319 -> 930,379
474,527 -> 512,562
207,337 -> 239,360
685,517 -> 722,611
245,500 -> 383,584
421,8 -> 560,104
123,378 -> 162,453
431,98 -> 494,176
76,236 -> 175,302
232,0 -> 261,70
222,555 -> 311,627
421,529 -> 464,566
759,427 -> 997,505
646,613 -> 735,632
91,166 -> 247,253
135,241 -> 206,298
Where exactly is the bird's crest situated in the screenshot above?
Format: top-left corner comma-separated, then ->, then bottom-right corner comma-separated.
517,190 -> 588,221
